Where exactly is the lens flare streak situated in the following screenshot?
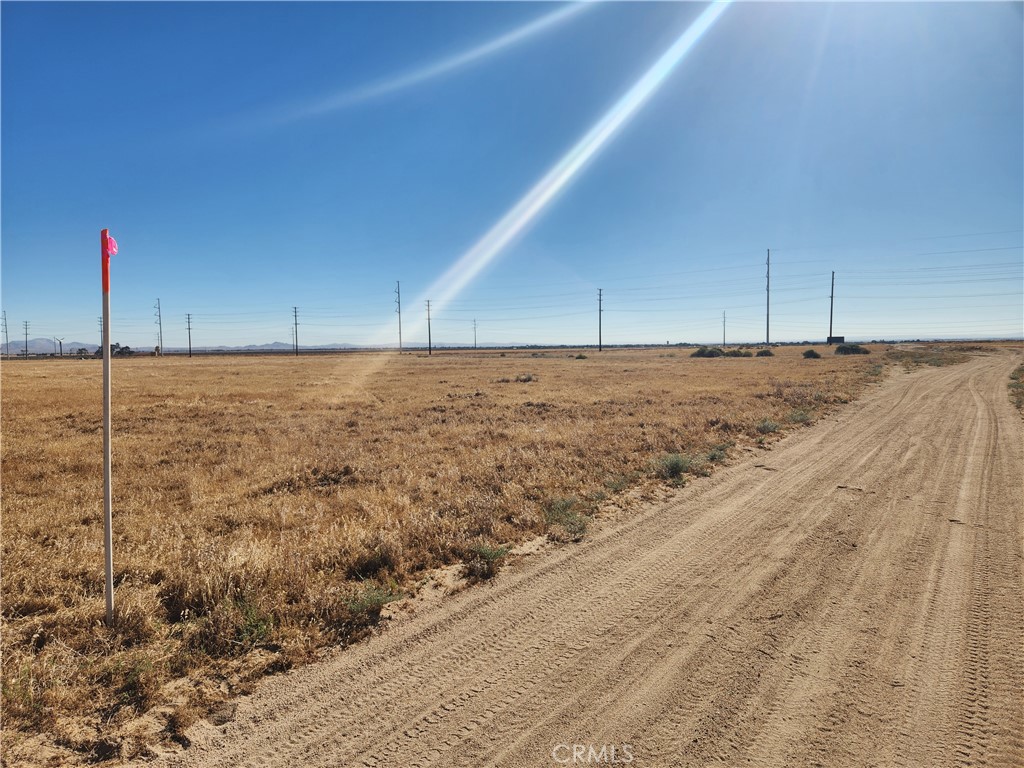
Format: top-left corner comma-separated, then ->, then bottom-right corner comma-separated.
406,2 -> 732,333
287,4 -> 593,121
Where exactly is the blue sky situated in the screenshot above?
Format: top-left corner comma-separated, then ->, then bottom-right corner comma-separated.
2,1 -> 1021,349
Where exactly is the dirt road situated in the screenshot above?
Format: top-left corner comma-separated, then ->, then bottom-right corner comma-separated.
160,353 -> 1023,768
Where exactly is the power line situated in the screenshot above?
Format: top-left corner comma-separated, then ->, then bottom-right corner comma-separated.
154,299 -> 164,355
845,260 -> 1020,275
828,271 -> 835,344
840,292 -> 1022,300
18,237 -> 1021,347
395,281 -> 402,354
765,248 -> 770,345
914,246 -> 1023,257
191,310 -> 280,318
767,229 -> 1022,255
911,228 -> 1023,241
433,310 -> 593,323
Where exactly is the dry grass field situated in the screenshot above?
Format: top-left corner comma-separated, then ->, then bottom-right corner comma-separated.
1,344 -> 897,763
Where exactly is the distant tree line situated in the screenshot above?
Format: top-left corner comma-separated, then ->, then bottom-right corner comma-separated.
95,343 -> 134,358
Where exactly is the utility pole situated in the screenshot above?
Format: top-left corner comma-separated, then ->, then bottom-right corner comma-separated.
292,307 -> 299,356
473,319 -> 477,350
23,321 -> 29,357
598,289 -> 603,352
56,338 -> 64,357
722,311 -> 726,347
765,249 -> 770,346
98,316 -> 103,352
186,314 -> 193,358
154,299 -> 164,355
395,281 -> 402,353
426,300 -> 432,356
1,311 -> 8,356
827,270 -> 836,345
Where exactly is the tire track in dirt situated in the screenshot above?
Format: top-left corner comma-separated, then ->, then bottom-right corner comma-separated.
153,352 -> 1024,768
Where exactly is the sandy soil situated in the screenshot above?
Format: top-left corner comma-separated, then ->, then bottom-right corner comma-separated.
152,351 -> 1023,768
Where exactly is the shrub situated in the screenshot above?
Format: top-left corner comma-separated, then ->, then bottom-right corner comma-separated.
189,598 -> 274,658
803,349 -> 821,359
756,419 -> 779,434
786,409 -> 812,424
1010,365 -> 1024,410
654,451 -> 712,482
463,542 -> 511,581
604,474 -> 631,492
345,583 -> 398,623
690,346 -> 723,358
656,453 -> 688,480
724,349 -> 753,358
2,662 -> 56,730
575,354 -> 588,360
95,655 -> 164,715
308,582 -> 398,643
707,443 -> 731,463
755,349 -> 774,357
346,532 -> 403,580
544,498 -> 588,541
835,343 -> 869,355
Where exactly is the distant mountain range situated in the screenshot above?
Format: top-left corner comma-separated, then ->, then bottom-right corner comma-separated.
4,338 -> 98,355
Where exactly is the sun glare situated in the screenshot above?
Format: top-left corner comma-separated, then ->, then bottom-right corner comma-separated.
397,2 -> 733,340
335,2 -> 732,390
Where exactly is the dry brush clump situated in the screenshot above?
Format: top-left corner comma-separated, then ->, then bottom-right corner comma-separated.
1010,363 -> 1024,410
2,346 -> 880,764
884,343 -> 971,369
